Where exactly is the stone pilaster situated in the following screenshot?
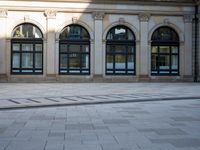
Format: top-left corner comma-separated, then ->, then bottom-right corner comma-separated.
183,14 -> 193,77
138,13 -> 150,78
0,9 -> 7,78
44,9 -> 57,76
93,11 -> 105,76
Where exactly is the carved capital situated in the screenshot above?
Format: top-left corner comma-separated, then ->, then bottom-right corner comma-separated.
0,9 -> 7,18
44,9 -> 57,19
138,13 -> 150,22
184,14 -> 193,23
92,11 -> 105,20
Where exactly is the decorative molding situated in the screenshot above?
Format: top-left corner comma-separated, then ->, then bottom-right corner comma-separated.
44,9 -> 57,19
0,9 -> 8,18
163,18 -> 170,25
183,14 -> 193,23
72,17 -> 78,24
138,13 -> 150,22
92,11 -> 105,20
119,18 -> 125,24
24,15 -> 30,22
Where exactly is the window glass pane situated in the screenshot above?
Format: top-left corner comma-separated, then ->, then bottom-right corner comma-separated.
106,55 -> 113,69
12,53 -> 20,68
60,44 -> 68,52
128,55 -> 134,69
107,45 -> 113,53
35,44 -> 42,51
69,45 -> 80,52
69,54 -> 80,69
159,55 -> 170,69
35,53 -> 42,69
82,45 -> 89,52
151,54 -> 158,70
81,54 -> 89,69
151,46 -> 158,53
172,46 -> 178,53
114,27 -> 126,40
159,46 -> 170,53
35,27 -> 42,38
115,45 -> 126,53
115,55 -> 125,69
22,44 -> 33,51
127,30 -> 134,40
171,55 -> 178,69
13,44 -> 20,51
128,46 -> 135,53
22,53 -> 33,68
60,54 -> 68,69
13,24 -> 42,39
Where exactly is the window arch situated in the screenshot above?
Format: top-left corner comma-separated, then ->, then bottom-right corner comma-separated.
151,26 -> 179,75
106,25 -> 136,75
59,24 -> 90,74
11,23 -> 43,74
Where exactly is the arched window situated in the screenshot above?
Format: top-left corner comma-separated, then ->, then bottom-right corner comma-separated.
59,24 -> 90,74
106,25 -> 136,75
11,23 -> 43,74
151,26 -> 179,75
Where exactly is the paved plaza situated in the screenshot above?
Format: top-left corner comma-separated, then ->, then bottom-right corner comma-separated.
0,83 -> 200,109
0,83 -> 200,150
0,99 -> 200,150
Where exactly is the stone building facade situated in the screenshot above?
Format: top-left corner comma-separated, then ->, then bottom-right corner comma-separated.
0,0 -> 199,82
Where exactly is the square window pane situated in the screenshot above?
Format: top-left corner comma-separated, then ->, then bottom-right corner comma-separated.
81,54 -> 89,69
60,44 -> 68,52
128,55 -> 134,69
22,44 -> 33,51
128,46 -> 135,53
69,45 -> 80,52
159,55 -> 170,69
172,46 -> 178,53
22,53 -> 33,68
69,54 -> 80,69
107,45 -> 113,53
106,55 -> 113,69
115,55 -> 125,69
115,45 -> 126,53
82,45 -> 89,52
171,55 -> 178,69
159,46 -> 170,53
35,44 -> 42,51
13,44 -> 20,51
60,54 -> 68,69
35,53 -> 42,69
151,46 -> 158,53
12,53 -> 20,68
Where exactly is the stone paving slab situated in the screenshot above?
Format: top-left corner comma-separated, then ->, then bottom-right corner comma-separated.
0,83 -> 200,109
0,99 -> 200,150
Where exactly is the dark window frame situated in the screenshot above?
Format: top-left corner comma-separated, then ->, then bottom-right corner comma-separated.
59,25 -> 90,75
11,23 -> 43,75
106,26 -> 136,75
151,27 -> 179,76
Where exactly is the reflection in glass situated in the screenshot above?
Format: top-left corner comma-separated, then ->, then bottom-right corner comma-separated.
35,53 -> 42,69
128,55 -> 134,69
22,44 -> 33,51
22,53 -> 33,68
159,55 -> 170,69
13,53 -> 20,68
171,55 -> 178,69
115,55 -> 126,69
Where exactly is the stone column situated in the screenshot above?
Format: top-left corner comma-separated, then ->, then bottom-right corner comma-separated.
183,15 -> 193,79
93,12 -> 105,76
44,10 -> 56,77
0,9 -> 7,80
138,13 -> 150,79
